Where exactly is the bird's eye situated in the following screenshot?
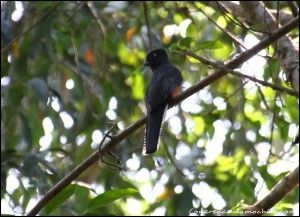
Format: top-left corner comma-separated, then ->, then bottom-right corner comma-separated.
153,53 -> 156,57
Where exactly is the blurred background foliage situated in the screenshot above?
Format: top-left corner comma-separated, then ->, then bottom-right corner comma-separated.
1,1 -> 299,216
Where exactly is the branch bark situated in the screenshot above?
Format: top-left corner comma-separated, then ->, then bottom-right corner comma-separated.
286,1 -> 299,17
26,16 -> 299,216
244,166 -> 299,216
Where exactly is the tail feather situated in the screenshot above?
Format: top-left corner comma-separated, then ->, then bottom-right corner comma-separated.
143,105 -> 167,155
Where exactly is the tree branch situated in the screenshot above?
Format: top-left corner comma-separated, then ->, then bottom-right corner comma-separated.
177,50 -> 299,97
287,1 -> 299,17
244,166 -> 299,216
26,15 -> 299,216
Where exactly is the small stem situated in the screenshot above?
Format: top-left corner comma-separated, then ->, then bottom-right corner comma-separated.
143,2 -> 152,50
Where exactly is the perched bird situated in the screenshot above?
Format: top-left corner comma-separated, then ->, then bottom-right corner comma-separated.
143,48 -> 182,155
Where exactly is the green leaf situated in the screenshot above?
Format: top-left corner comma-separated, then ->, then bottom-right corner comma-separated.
196,40 -> 214,49
44,184 -> 76,214
283,95 -> 299,123
117,43 -> 139,66
276,116 -> 289,141
186,24 -> 197,38
192,116 -> 205,136
179,37 -> 192,48
240,181 -> 254,199
132,72 -> 144,100
173,13 -> 184,24
263,59 -> 279,81
197,40 -> 223,50
169,43 -> 181,51
87,188 -> 139,210
216,16 -> 227,28
236,164 -> 249,180
74,184 -> 91,215
211,42 -> 232,60
275,202 -> 294,209
215,156 -> 236,172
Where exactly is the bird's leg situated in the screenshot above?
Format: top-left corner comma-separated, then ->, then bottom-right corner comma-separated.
98,121 -> 116,155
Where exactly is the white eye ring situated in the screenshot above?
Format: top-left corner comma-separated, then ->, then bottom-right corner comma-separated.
154,53 -> 156,57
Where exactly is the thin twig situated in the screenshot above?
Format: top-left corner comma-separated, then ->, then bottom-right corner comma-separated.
26,16 -> 299,216
229,71 -> 298,97
194,4 -> 247,50
70,31 -> 80,72
143,2 -> 152,50
268,65 -> 281,162
215,1 -> 269,35
162,142 -> 186,177
70,31 -> 103,102
287,1 -> 299,17
175,50 -> 222,68
86,1 -> 107,77
162,140 -> 194,194
256,84 -> 270,110
201,81 -> 247,117
87,1 -> 107,37
178,50 -> 299,97
67,1 -> 87,22
269,99 -> 279,147
1,2 -> 63,53
276,1 -> 280,30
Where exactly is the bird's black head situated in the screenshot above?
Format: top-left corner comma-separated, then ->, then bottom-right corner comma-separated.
144,48 -> 169,70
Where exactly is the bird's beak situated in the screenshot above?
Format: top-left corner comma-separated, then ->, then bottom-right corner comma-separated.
144,60 -> 149,66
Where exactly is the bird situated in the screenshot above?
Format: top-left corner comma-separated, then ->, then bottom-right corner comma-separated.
143,48 -> 182,155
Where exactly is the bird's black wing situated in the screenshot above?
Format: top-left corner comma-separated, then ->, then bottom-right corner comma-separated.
145,65 -> 182,113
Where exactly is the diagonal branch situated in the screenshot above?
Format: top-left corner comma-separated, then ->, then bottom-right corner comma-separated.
26,15 -> 299,216
287,1 -> 299,17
